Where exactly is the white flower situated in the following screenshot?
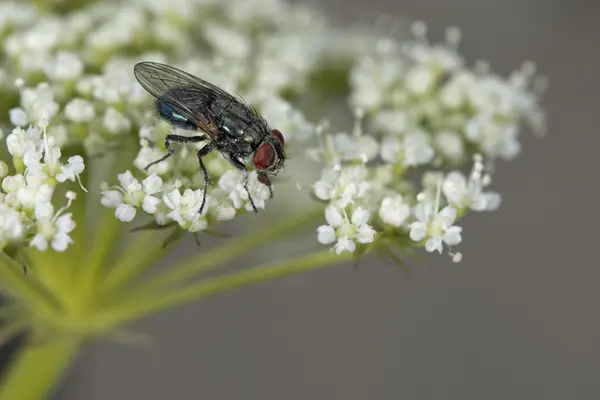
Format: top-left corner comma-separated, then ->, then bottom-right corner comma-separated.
64,98 -> 95,123
0,204 -> 26,245
409,203 -> 462,254
101,171 -> 162,222
218,170 -> 271,212
56,155 -> 85,184
29,199 -> 76,252
103,107 -> 131,135
442,169 -> 501,212
163,188 -> 208,232
380,131 -> 435,167
371,110 -> 409,134
331,132 -> 379,162
434,131 -> 464,162
43,51 -> 83,82
465,112 -> 521,160
14,181 -> 54,212
313,166 -> 370,208
141,174 -> 163,213
9,108 -> 28,127
134,145 -> 172,175
19,83 -> 59,123
317,206 -> 376,255
379,195 -> 411,227
404,65 -> 435,95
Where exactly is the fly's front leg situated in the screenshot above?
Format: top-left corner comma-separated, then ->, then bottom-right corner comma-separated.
144,134 -> 206,171
257,172 -> 273,199
196,143 -> 215,214
227,156 -> 259,213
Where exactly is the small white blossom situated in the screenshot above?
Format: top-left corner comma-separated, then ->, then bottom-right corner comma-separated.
19,83 -> 59,123
0,204 -> 26,246
43,51 -> 84,82
317,206 -> 376,255
101,171 -> 162,222
218,170 -> 271,212
163,188 -> 208,232
64,98 -> 96,123
380,132 -> 435,167
29,195 -> 76,252
9,108 -> 27,127
103,107 -> 131,135
409,203 -> 462,254
405,65 -> 436,95
331,132 -> 379,162
378,195 -> 411,227
55,156 -> 85,184
442,157 -> 501,212
435,131 -> 465,162
313,166 -> 370,208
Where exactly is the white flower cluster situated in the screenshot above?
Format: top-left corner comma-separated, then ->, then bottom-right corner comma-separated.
100,167 -> 271,232
350,21 -> 547,164
308,21 -> 545,263
311,109 -> 505,262
0,0 -> 352,235
0,117 -> 85,252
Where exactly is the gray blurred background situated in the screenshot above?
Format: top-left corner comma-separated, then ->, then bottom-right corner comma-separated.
60,0 -> 600,399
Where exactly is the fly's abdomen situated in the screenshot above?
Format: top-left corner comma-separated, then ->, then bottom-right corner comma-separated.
156,100 -> 197,131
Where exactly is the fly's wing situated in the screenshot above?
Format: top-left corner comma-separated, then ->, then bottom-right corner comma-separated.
134,61 -> 242,138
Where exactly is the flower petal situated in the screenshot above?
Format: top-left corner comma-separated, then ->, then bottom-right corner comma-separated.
425,237 -> 443,253
324,206 -> 343,227
115,204 -> 136,222
51,232 -> 73,252
117,170 -> 136,189
443,226 -> 463,246
356,224 -> 376,244
350,207 -> 370,226
30,234 -> 48,251
142,195 -> 160,214
438,206 -> 457,225
101,190 -> 123,208
142,174 -> 163,194
317,225 -> 336,245
335,236 -> 356,254
55,213 -> 75,234
409,222 -> 427,242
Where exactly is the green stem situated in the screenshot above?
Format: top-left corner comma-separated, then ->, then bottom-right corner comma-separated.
0,336 -> 81,400
103,249 -> 352,328
102,230 -> 170,291
121,206 -> 324,298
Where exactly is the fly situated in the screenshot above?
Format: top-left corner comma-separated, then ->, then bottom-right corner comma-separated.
133,61 -> 286,214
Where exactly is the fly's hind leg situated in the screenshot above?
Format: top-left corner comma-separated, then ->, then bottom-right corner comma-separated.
144,134 -> 206,171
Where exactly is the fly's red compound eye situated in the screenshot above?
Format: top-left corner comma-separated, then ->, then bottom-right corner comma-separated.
271,129 -> 284,146
253,143 -> 276,170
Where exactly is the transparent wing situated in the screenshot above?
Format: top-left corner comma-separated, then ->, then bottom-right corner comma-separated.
133,61 -> 240,133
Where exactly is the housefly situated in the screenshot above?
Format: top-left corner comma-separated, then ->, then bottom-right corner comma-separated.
133,61 -> 286,214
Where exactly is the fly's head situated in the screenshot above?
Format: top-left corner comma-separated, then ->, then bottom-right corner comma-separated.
253,129 -> 286,187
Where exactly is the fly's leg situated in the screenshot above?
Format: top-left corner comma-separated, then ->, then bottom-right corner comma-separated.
144,134 -> 206,171
228,156 -> 259,213
196,143 -> 215,214
257,172 -> 273,199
